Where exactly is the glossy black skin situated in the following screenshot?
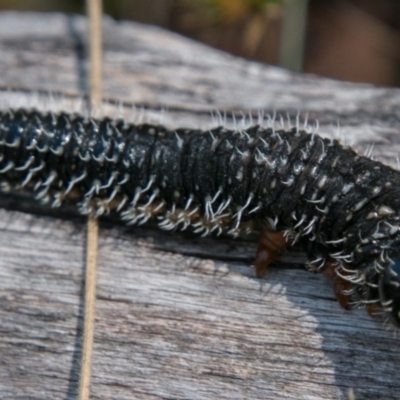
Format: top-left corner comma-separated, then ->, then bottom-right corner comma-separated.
1,108 -> 400,326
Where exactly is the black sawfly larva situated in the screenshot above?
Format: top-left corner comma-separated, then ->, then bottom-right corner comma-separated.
0,107 -> 399,328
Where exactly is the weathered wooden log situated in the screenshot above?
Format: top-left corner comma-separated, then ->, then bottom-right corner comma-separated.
0,11 -> 399,400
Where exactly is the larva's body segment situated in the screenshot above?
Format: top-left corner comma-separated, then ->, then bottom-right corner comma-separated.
1,108 -> 400,328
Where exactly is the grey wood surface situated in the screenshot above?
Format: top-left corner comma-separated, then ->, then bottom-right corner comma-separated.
0,11 -> 400,400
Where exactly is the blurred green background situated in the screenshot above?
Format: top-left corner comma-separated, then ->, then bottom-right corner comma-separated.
0,0 -> 399,86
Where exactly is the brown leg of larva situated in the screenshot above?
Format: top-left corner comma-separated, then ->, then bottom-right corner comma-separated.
255,230 -> 290,278
323,259 -> 354,310
366,304 -> 379,317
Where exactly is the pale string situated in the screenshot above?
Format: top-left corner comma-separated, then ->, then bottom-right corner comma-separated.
78,0 -> 102,399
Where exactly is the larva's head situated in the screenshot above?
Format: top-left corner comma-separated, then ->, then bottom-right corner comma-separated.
353,219 -> 400,328
378,260 -> 400,327
364,237 -> 400,328
381,226 -> 400,327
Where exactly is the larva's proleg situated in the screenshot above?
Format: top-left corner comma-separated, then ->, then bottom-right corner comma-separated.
1,108 -> 400,329
254,229 -> 290,278
321,259 -> 354,310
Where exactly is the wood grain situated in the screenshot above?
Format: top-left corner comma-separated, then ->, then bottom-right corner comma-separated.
0,11 -> 400,400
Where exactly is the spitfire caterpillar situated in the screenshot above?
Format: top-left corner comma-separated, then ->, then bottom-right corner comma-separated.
0,108 -> 399,327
